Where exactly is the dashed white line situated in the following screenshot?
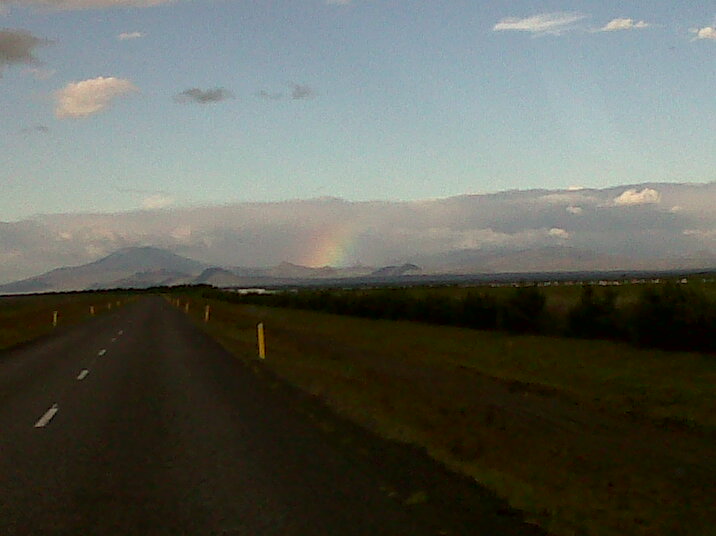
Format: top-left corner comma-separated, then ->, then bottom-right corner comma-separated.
110,337 -> 117,343
117,330 -> 123,336
34,404 -> 59,428
98,349 -> 106,357
77,369 -> 89,381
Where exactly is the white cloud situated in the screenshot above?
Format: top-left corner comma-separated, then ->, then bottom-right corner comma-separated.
493,12 -> 587,35
55,76 -> 137,118
4,0 -> 172,10
549,228 -> 570,239
118,31 -> 144,40
613,188 -> 661,206
566,206 -> 583,215
141,194 -> 173,209
599,18 -> 649,32
692,27 -> 716,41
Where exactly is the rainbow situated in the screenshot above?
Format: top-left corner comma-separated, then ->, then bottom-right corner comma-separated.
299,222 -> 359,267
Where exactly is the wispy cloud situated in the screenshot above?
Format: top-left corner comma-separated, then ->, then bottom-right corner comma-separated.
493,12 -> 587,35
20,124 -> 49,134
291,83 -> 315,100
23,67 -> 56,80
598,18 -> 650,32
0,29 -> 50,74
3,0 -> 172,11
55,76 -> 138,118
118,31 -> 144,40
256,90 -> 283,101
691,27 -> 716,41
173,87 -> 234,104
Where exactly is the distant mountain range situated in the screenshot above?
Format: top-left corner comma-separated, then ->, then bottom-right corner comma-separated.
0,246 -> 424,294
2,182 -> 715,288
2,243 -> 713,295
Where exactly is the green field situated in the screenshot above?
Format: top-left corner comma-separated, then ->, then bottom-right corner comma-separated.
181,293 -> 716,536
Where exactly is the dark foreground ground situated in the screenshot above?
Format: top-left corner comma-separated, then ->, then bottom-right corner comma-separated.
0,296 -> 543,535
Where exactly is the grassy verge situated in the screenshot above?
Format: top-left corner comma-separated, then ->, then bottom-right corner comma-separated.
0,293 -> 131,350
178,295 -> 716,536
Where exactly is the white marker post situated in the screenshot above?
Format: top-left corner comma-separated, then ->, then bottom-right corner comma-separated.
204,305 -> 210,323
107,302 -> 112,310
257,322 -> 266,359
52,311 -> 58,327
185,303 -> 189,313
90,305 -> 95,316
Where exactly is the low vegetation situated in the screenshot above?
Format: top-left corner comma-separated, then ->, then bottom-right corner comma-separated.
0,292 -> 130,350
177,290 -> 716,536
204,278 -> 716,353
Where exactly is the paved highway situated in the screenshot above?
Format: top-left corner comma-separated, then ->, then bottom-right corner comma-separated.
0,297 -> 542,535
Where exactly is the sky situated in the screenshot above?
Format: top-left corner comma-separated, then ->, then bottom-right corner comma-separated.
1,1 -> 716,221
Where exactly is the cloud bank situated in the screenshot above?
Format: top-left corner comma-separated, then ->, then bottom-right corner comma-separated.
2,182 -> 715,284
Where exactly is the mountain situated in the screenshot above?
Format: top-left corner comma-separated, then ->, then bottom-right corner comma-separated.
370,263 -> 421,277
2,182 -> 716,287
0,246 -> 208,294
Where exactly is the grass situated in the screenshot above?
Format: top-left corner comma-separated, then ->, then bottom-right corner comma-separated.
0,292 -> 132,350
179,294 -> 716,536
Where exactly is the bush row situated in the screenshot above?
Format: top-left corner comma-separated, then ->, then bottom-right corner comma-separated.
203,283 -> 716,353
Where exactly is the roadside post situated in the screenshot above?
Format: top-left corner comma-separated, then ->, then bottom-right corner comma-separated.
52,311 -> 58,327
108,302 -> 112,310
185,303 -> 189,313
204,305 -> 210,323
257,322 -> 266,359
90,305 -> 95,316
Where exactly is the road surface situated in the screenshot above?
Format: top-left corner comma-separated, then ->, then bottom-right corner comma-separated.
0,296 -> 543,535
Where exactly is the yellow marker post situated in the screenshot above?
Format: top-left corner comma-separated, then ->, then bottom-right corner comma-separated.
257,322 -> 266,359
90,305 -> 95,316
204,305 -> 210,323
52,311 -> 58,327
185,303 -> 189,313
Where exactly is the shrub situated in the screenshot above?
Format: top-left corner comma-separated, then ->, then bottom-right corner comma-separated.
567,286 -> 621,340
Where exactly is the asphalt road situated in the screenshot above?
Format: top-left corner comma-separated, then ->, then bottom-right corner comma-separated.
0,296 -> 543,535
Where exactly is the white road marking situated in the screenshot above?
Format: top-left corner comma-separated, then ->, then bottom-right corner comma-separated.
77,369 -> 89,380
98,349 -> 106,356
117,330 -> 123,336
110,337 -> 117,343
34,404 -> 59,428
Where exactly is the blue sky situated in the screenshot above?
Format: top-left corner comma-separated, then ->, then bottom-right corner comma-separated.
2,0 -> 715,221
